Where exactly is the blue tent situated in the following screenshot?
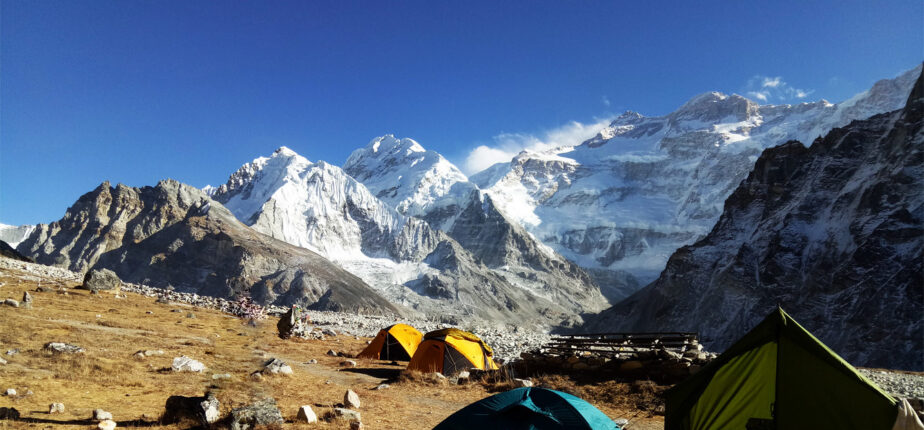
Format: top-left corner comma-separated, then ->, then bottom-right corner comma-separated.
434,387 -> 621,430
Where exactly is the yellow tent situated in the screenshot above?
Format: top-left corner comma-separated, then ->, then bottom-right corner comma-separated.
408,328 -> 499,375
357,323 -> 423,361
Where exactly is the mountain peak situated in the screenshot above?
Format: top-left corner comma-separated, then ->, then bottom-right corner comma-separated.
273,146 -> 299,157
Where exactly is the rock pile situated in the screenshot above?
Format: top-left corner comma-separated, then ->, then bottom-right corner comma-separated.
514,346 -> 717,384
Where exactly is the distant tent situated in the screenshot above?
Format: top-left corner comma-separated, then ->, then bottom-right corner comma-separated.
356,323 -> 423,361
434,387 -> 620,430
407,328 -> 498,375
666,307 -> 922,430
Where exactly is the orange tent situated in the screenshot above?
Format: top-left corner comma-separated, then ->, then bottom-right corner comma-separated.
408,328 -> 498,375
357,323 -> 423,361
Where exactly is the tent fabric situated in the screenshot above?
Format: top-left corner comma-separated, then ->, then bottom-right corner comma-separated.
408,329 -> 498,374
434,387 -> 620,430
357,323 -> 423,361
666,307 -> 901,430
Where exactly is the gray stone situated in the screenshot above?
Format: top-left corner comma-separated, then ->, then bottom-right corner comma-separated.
49,403 -> 65,414
2,299 -> 18,308
374,383 -> 390,390
6,349 -> 18,356
296,405 -> 318,423
44,342 -> 85,354
263,358 -> 293,375
82,269 -> 121,291
513,378 -> 533,388
333,408 -> 361,422
229,398 -> 284,430
344,389 -> 361,408
350,421 -> 364,430
0,357 -> 6,365
615,418 -> 629,426
93,409 -> 113,421
306,359 -> 318,364
171,356 -> 206,372
4,388 -> 16,396
21,292 -> 32,309
97,420 -> 116,430
326,349 -> 338,356
211,373 -> 232,380
340,360 -> 357,368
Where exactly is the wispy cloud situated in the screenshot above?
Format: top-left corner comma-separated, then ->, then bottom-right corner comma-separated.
744,75 -> 813,103
602,95 -> 611,107
462,117 -> 613,175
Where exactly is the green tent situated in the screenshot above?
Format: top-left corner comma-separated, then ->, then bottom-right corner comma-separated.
434,387 -> 620,430
666,307 -> 902,430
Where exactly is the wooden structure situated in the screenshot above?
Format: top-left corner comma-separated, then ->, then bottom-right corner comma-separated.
543,332 -> 699,356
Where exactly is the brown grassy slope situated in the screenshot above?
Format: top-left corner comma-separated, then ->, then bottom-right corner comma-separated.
0,265 -> 664,429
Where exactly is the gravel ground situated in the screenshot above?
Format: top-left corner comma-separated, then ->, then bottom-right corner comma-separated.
859,369 -> 924,400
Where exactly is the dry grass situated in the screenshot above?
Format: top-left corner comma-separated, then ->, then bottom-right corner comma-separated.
0,265 -> 665,429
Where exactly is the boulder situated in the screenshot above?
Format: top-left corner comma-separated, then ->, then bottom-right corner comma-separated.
277,306 -> 307,339
2,299 -> 19,308
5,388 -> 16,396
262,358 -> 293,375
229,398 -> 284,430
43,342 -> 85,354
93,409 -> 113,421
333,408 -> 361,422
344,389 -> 361,408
49,403 -> 65,414
171,356 -> 206,372
97,420 -> 116,430
82,269 -> 121,291
21,292 -> 32,309
296,405 -> 318,423
163,392 -> 220,425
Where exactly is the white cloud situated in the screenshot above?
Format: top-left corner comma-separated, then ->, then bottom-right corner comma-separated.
602,95 -> 611,107
462,117 -> 613,175
744,75 -> 813,103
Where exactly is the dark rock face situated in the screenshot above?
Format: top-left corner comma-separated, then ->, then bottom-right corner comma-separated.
163,392 -> 220,425
229,398 -> 284,430
277,306 -> 308,339
80,268 -> 121,291
0,240 -> 31,263
16,180 -> 399,314
585,68 -> 924,371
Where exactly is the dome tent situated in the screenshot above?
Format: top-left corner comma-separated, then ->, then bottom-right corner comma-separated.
356,323 -> 423,361
666,307 -> 923,430
435,387 -> 620,430
408,328 -> 498,375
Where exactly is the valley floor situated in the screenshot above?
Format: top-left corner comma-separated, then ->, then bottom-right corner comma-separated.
0,258 -> 664,429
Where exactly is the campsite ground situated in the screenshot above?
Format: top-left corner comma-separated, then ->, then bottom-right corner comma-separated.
0,261 -> 666,429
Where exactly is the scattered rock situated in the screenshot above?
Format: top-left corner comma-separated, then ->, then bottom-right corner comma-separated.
326,349 -> 338,357
249,371 -> 264,382
322,328 -> 338,336
21,292 -> 31,309
44,342 -> 85,354
186,312 -> 196,319
211,373 -> 232,380
0,407 -> 20,419
97,420 -> 116,430
306,359 -> 318,364
340,360 -> 357,368
5,388 -> 16,396
615,418 -> 629,426
332,408 -> 361,422
2,299 -> 19,308
6,349 -> 18,356
229,398 -> 284,430
344,389 -> 361,409
277,306 -> 308,339
81,268 -> 121,291
155,297 -> 170,304
143,350 -> 164,357
374,383 -> 390,390
93,409 -> 113,421
350,421 -> 364,430
163,392 -> 220,425
513,378 -> 533,388
171,356 -> 206,372
296,405 -> 318,423
0,357 -> 6,365
49,403 -> 65,414
263,358 -> 293,375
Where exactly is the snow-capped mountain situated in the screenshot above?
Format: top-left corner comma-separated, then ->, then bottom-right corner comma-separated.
471,65 -> 922,301
0,223 -> 35,248
15,180 -> 397,313
584,68 -> 924,370
211,146 -> 608,327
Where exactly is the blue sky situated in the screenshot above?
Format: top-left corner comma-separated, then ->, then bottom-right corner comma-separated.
2,0 -> 921,225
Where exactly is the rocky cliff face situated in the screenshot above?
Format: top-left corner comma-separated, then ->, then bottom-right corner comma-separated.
211,146 -> 608,327
472,65 -> 921,302
584,69 -> 924,370
16,180 -> 399,314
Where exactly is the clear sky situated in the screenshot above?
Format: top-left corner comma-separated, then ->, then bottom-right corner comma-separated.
2,0 -> 921,225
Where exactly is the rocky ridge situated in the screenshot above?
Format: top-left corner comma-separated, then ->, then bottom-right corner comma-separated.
14,180 -> 398,313
584,68 -> 924,370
